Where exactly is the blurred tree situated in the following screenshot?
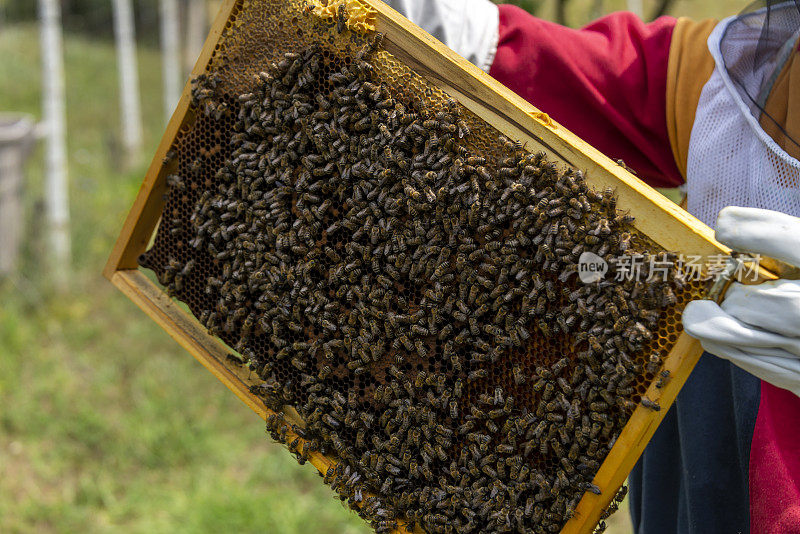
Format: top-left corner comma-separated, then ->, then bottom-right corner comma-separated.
495,0 -> 542,16
554,0 -> 569,24
3,0 -> 37,20
650,0 -> 677,20
499,0 -> 678,25
5,0 -> 160,42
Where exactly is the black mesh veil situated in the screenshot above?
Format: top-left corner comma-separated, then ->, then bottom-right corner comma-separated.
720,0 -> 800,151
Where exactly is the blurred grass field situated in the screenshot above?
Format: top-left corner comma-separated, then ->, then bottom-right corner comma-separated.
0,1 -> 748,532
0,24 -> 370,534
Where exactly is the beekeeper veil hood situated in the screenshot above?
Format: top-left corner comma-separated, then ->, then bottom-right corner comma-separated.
720,0 -> 800,152
685,0 -> 800,228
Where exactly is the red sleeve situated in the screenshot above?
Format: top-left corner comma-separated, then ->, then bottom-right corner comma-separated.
489,6 -> 684,188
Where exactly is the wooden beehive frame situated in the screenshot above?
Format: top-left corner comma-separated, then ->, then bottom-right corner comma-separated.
104,1 -> 747,532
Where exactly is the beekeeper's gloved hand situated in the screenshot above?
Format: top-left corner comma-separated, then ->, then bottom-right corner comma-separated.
682,207 -> 800,397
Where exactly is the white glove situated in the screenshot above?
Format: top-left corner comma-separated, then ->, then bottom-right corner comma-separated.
381,0 -> 499,72
682,206 -> 800,397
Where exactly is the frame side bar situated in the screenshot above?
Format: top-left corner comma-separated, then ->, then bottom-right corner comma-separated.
103,0 -> 240,280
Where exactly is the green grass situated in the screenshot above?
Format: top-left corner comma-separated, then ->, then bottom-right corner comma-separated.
0,25 -> 369,534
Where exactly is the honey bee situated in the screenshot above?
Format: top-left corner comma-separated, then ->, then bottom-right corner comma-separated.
655,369 -> 671,389
662,286 -> 678,307
641,397 -> 661,411
645,352 -> 661,374
468,369 -> 488,381
336,3 -> 347,32
583,482 -> 603,495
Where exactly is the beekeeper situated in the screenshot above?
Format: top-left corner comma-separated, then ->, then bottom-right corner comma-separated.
383,0 -> 800,531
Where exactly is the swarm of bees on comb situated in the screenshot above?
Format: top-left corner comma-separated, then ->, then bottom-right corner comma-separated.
140,27 -> 685,534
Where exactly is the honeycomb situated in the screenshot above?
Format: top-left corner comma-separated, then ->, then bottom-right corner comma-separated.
136,1 -> 707,532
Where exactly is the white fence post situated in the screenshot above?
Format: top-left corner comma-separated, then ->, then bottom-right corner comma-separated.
627,0 -> 644,18
185,0 -> 207,74
38,0 -> 71,286
111,0 -> 144,166
160,0 -> 182,123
